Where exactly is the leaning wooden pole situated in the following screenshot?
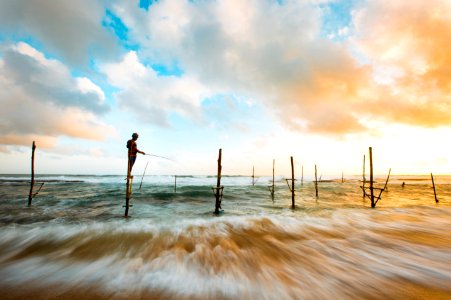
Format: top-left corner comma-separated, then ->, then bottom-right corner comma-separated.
342,171 -> 344,183
27,141 -> 36,206
214,148 -> 223,214
369,147 -> 375,208
174,175 -> 177,193
431,173 -> 438,203
291,156 -> 295,208
314,164 -> 318,198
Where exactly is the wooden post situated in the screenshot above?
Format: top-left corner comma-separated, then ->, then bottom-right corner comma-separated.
269,159 -> 275,198
342,171 -> 344,183
362,154 -> 366,197
314,164 -> 318,198
125,155 -> 132,217
174,175 -> 177,193
214,148 -> 223,214
28,141 -> 36,206
301,165 -> 304,185
252,166 -> 255,186
369,147 -> 375,208
291,156 -> 295,209
431,173 -> 438,203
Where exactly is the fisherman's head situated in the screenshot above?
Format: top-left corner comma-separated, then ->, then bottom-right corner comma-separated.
132,132 -> 139,140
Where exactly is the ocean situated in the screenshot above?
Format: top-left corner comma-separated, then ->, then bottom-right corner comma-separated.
0,174 -> 450,299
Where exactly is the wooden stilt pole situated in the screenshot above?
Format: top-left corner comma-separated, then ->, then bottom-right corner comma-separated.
342,171 -> 344,183
363,155 -> 366,198
174,175 -> 177,193
28,141 -> 36,206
252,166 -> 255,186
125,156 -> 132,217
431,173 -> 438,203
214,148 -> 223,214
301,165 -> 304,185
269,159 -> 275,198
314,164 -> 318,198
369,147 -> 375,208
291,156 -> 295,209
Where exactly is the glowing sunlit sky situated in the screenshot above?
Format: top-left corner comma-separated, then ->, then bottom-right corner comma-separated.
0,0 -> 450,177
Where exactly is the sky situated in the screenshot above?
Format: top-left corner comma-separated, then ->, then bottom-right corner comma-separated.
0,0 -> 450,177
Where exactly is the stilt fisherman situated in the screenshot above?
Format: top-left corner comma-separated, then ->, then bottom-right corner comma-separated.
127,132 -> 145,173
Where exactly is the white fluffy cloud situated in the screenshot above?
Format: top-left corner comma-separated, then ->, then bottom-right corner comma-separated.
107,0 -> 451,134
101,51 -> 210,126
0,43 -> 115,148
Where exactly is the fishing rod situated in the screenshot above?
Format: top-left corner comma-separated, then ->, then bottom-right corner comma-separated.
144,154 -> 173,161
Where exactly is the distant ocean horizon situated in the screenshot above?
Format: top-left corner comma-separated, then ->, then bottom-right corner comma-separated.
1,174 -> 450,299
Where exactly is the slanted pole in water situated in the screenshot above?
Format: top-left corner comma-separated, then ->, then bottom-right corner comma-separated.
342,171 -> 344,183
314,164 -> 318,198
213,148 -> 223,214
431,173 -> 438,203
28,141 -> 36,206
369,147 -> 375,208
174,175 -> 177,193
291,156 -> 295,208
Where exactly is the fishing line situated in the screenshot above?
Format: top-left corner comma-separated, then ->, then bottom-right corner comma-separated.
144,154 -> 174,161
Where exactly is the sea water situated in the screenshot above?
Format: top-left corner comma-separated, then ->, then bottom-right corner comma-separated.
0,174 -> 450,299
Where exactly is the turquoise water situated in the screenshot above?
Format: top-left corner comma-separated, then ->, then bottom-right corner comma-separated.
0,174 -> 450,299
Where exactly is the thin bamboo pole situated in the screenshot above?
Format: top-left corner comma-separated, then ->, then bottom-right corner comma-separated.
431,173 -> 438,203
174,175 -> 177,193
342,171 -> 344,183
314,164 -> 318,198
253,165 -> 256,186
271,159 -> 275,198
291,156 -> 295,209
301,165 -> 304,185
28,141 -> 36,206
369,147 -> 375,208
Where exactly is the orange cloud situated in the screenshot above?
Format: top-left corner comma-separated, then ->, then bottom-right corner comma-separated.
352,0 -> 451,128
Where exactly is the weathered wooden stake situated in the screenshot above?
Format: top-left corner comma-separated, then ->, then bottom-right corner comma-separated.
28,141 -> 36,206
213,148 -> 223,214
342,171 -> 344,183
362,154 -> 366,197
291,156 -> 295,208
268,159 -> 275,198
301,165 -> 304,185
174,175 -> 177,193
431,173 -> 438,203
252,166 -> 255,186
314,164 -> 318,198
369,147 -> 375,208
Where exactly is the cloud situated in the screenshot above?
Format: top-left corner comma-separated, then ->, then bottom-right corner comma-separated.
106,0 -> 451,134
351,0 -> 451,127
0,0 -> 119,66
101,51 -> 210,126
0,43 -> 115,147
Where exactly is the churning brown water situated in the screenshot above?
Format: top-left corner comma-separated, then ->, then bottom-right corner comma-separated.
0,175 -> 450,299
